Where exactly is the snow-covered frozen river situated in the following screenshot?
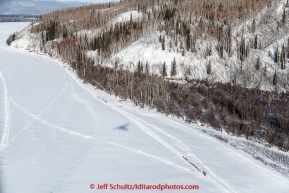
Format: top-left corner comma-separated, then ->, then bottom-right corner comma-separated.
0,22 -> 289,193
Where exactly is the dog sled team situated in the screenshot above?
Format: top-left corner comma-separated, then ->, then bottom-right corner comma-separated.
182,156 -> 207,176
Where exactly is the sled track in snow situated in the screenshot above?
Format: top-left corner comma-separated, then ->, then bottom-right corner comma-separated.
1,55 -> 237,192
6,94 -> 192,174
61,65 -> 238,193
136,118 -> 238,193
93,137 -> 192,173
4,80 -> 70,150
109,106 -> 237,193
0,71 -> 10,155
7,94 -> 92,140
2,59 -> 238,193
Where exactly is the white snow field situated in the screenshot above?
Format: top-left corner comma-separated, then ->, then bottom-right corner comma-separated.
0,23 -> 289,193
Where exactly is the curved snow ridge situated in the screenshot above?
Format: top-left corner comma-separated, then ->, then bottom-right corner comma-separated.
0,71 -> 11,155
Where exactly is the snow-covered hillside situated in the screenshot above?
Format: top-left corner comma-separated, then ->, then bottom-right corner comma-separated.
1,22 -> 289,193
10,0 -> 289,92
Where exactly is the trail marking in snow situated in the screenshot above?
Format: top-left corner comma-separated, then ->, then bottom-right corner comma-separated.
109,107 -> 237,193
92,138 -> 193,173
0,71 -> 10,155
8,94 -> 92,140
4,80 -> 70,150
6,94 -> 192,174
60,66 -> 238,193
4,49 -> 237,192
135,117 -> 237,193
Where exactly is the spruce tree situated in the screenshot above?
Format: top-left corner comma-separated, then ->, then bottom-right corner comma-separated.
256,57 -> 261,70
274,47 -> 279,63
191,36 -> 196,52
186,31 -> 191,51
180,41 -> 184,50
240,37 -> 246,61
207,61 -> 212,74
246,44 -> 250,58
162,62 -> 167,77
228,37 -> 233,57
282,9 -> 286,27
273,70 -> 278,85
187,66 -> 191,76
209,46 -> 212,56
252,19 -> 256,33
254,35 -> 258,49
130,12 -> 132,23
145,61 -> 149,75
263,65 -> 267,77
233,72 -> 237,84
162,36 -> 165,50
220,45 -> 224,59
114,61 -> 118,70
41,32 -> 44,46
171,57 -> 177,77
140,63 -> 143,73
137,60 -> 141,74
281,45 -> 286,69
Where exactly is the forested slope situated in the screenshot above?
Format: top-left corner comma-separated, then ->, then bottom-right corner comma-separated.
7,0 -> 289,151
